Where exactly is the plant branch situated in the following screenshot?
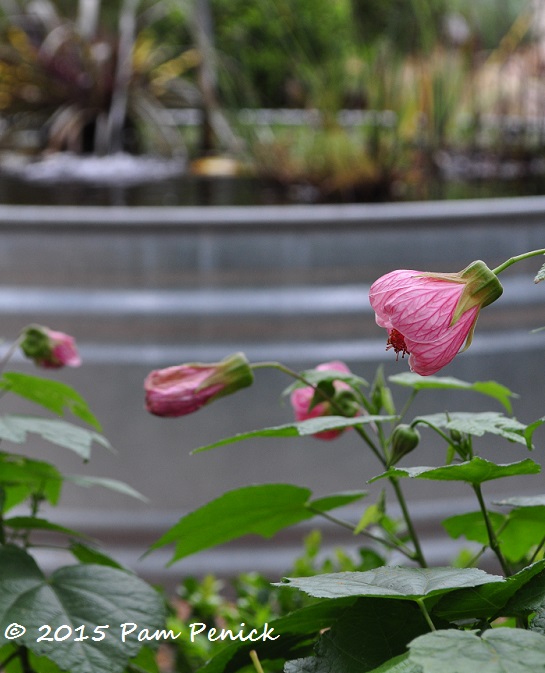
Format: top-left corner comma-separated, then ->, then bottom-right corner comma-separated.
310,507 -> 416,560
390,477 -> 427,567
472,484 -> 511,576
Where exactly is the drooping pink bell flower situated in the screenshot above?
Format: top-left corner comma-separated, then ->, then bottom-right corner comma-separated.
20,325 -> 81,368
290,360 -> 359,440
145,352 -> 253,417
369,261 -> 503,376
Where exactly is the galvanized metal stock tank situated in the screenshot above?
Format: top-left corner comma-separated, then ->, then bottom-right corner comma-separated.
0,197 -> 544,583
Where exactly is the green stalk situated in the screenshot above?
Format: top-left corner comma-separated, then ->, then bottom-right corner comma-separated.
310,507 -> 416,560
391,477 -> 427,567
249,650 -> 265,673
492,248 -> 545,275
473,484 -> 511,576
416,598 -> 436,632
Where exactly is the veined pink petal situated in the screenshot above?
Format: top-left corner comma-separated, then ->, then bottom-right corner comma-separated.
368,266 -> 495,376
406,306 -> 480,375
370,271 -> 465,342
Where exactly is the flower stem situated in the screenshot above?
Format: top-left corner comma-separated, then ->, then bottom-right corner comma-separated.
492,248 -> 545,275
472,484 -> 511,576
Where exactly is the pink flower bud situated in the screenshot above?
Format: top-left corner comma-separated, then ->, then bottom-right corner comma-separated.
144,352 -> 253,417
369,261 -> 503,376
290,361 -> 358,440
20,326 -> 81,368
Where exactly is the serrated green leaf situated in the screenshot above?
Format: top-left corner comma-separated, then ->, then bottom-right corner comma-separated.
276,567 -> 503,600
0,416 -> 111,460
414,412 -> 534,448
0,546 -> 165,673
389,374 -> 516,413
150,484 -> 363,564
504,565 -> 545,615
66,475 -> 148,502
370,457 -> 541,486
433,560 -> 545,621
0,373 -> 101,430
409,628 -> 545,673
443,511 -> 506,546
443,509 -> 545,564
285,599 -> 430,673
191,415 -> 396,454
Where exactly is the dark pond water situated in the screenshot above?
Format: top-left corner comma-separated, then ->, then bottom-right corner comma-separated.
1,152 -> 545,206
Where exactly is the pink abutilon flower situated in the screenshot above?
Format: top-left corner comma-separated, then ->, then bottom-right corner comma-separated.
145,352 -> 253,417
290,361 -> 358,440
20,325 -> 81,368
369,261 -> 503,376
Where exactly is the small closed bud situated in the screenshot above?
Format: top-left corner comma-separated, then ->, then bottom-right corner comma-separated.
389,424 -> 420,466
145,352 -> 253,418
20,325 -> 81,368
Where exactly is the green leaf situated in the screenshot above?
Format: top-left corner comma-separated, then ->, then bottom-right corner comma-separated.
276,566 -> 503,600
443,510 -> 545,564
433,560 -> 545,621
504,565 -> 545,615
191,415 -> 396,453
70,543 -> 125,570
66,475 -> 148,502
0,454 -> 62,510
307,490 -> 367,512
286,598 -> 430,673
409,628 -> 545,673
199,597 -> 357,673
366,653 -> 422,673
0,545 -> 165,673
370,457 -> 541,486
0,373 -> 101,430
0,416 -> 111,460
413,411 -> 539,448
150,484 -> 365,564
4,516 -> 89,540
389,373 -> 516,413
443,511 -> 506,544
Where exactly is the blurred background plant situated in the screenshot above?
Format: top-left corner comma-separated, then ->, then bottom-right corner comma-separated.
0,0 -> 543,200
0,0 -> 202,157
